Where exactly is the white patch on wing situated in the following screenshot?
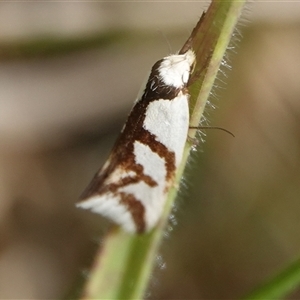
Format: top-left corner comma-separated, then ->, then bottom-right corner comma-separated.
76,194 -> 136,233
133,141 -> 166,184
143,93 -> 189,166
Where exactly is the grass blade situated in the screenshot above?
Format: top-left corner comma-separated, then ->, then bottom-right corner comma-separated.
243,258 -> 300,300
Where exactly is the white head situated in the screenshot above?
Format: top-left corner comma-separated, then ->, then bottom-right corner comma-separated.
158,49 -> 195,88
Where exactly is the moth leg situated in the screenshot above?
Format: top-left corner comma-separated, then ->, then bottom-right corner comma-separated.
170,180 -> 180,190
187,135 -> 199,147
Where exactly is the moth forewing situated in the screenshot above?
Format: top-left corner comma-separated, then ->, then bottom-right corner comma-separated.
77,49 -> 196,234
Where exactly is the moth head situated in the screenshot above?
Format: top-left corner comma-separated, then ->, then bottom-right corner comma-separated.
158,49 -> 196,88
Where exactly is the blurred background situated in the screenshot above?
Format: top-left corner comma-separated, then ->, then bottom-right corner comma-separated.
0,1 -> 300,299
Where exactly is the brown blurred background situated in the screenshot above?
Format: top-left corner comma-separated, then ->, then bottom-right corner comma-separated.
0,1 -> 300,299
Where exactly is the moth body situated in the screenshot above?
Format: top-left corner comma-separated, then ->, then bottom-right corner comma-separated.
77,49 -> 195,233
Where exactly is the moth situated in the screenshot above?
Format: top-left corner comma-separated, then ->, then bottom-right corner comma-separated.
77,47 -> 196,234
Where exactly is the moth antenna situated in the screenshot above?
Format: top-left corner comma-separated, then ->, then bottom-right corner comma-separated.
189,126 -> 235,137
158,29 -> 172,54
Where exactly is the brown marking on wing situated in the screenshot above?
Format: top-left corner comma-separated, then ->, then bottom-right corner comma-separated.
79,59 -> 188,232
119,192 -> 145,233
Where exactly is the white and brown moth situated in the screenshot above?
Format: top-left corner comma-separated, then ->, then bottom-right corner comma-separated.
77,33 -> 199,233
